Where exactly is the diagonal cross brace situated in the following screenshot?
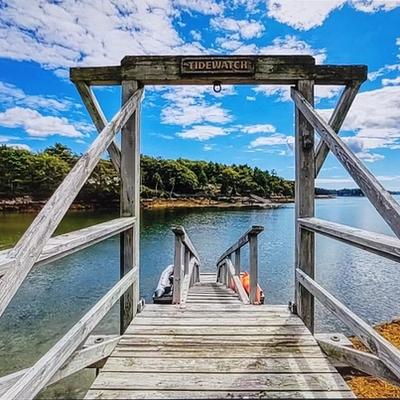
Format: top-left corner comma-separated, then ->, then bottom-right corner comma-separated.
314,81 -> 361,177
75,82 -> 121,172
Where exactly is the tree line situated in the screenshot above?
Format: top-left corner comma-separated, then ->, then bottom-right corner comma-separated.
0,144 -> 294,203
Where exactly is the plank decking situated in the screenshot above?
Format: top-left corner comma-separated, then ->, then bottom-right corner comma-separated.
85,273 -> 354,399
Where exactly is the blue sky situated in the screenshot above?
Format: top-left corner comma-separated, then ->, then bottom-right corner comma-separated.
0,0 -> 400,189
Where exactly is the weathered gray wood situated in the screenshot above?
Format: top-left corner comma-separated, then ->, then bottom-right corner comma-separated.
180,258 -> 197,304
90,372 -> 349,391
70,66 -> 122,85
75,82 -> 121,171
234,248 -> 241,276
314,81 -> 361,177
217,225 -> 263,265
173,231 -> 183,304
248,232 -> 259,304
85,390 -> 355,399
0,218 -> 135,278
2,268 -> 137,400
120,80 -> 141,334
295,80 -> 315,333
0,87 -> 143,319
102,357 -> 336,373
318,338 -> 400,386
292,87 -> 400,239
299,217 -> 400,262
172,226 -> 201,262
0,336 -> 120,395
225,259 -> 249,304
296,268 -> 400,379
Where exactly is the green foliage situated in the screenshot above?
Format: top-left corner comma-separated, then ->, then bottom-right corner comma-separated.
0,144 -> 294,202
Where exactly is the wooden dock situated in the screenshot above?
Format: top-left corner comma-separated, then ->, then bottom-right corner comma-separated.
86,273 -> 354,399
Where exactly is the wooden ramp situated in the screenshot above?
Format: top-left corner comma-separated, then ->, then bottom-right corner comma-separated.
85,273 -> 354,399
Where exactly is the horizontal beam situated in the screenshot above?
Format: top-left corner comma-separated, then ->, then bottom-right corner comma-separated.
70,56 -> 367,86
217,226 -> 263,266
298,217 -> 400,263
172,226 -> 200,262
296,268 -> 400,380
0,218 -> 135,278
225,259 -> 250,304
3,268 -> 137,399
0,335 -> 120,395
291,87 -> 400,239
317,338 -> 399,386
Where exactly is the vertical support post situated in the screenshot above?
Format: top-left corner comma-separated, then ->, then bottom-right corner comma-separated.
173,232 -> 183,304
249,233 -> 258,304
234,248 -> 241,276
295,80 -> 315,333
120,80 -> 141,334
184,248 -> 190,277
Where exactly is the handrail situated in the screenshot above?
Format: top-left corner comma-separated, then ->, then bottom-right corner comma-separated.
0,217 -> 136,278
217,225 -> 263,266
216,225 -> 263,304
1,268 -> 137,399
172,226 -> 201,304
298,217 -> 400,263
296,268 -> 400,380
0,87 -> 143,318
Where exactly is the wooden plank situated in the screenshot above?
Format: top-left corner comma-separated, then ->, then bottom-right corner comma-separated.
180,258 -> 196,304
90,372 -> 349,391
75,82 -> 121,171
317,338 -> 400,386
248,232 -> 259,304
128,317 -> 303,326
299,217 -> 400,263
125,325 -> 310,336
2,268 -> 136,399
86,390 -> 355,399
172,230 -> 183,304
295,80 -> 315,333
0,218 -> 135,278
102,357 -> 336,373
217,226 -> 263,265
120,81 -> 141,334
296,268 -> 400,379
142,304 -> 289,312
70,66 -> 122,85
314,82 -> 361,177
0,87 -> 143,319
292,87 -> 400,239
0,336 -> 120,395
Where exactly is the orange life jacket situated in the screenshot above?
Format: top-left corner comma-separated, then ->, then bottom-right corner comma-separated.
231,271 -> 265,304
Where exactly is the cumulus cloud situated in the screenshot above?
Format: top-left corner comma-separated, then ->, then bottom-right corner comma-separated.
178,125 -> 232,140
249,133 -> 294,148
240,124 -> 276,134
210,17 -> 264,39
0,107 -> 84,137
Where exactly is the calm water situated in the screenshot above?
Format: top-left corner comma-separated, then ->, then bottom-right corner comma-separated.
0,196 -> 399,398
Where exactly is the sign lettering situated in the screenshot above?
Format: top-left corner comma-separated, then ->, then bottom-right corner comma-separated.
181,57 -> 255,76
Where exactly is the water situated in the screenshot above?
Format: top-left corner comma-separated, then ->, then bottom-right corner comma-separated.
0,196 -> 399,397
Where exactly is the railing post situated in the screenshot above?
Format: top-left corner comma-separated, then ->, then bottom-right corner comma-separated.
120,80 -> 141,334
184,248 -> 190,277
173,230 -> 184,304
248,231 -> 259,304
295,79 -> 315,333
234,248 -> 241,276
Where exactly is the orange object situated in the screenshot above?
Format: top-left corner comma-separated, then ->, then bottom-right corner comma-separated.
231,272 -> 265,304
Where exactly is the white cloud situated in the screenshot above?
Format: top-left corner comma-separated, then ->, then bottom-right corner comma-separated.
267,0 -> 346,31
190,30 -> 202,41
241,124 -> 276,134
174,0 -> 224,15
203,143 -> 215,151
178,125 -> 231,140
350,0 -> 400,12
211,17 -> 264,39
249,133 -> 294,147
0,81 -> 71,111
343,137 -> 384,163
2,143 -> 32,151
246,96 -> 256,101
382,76 -> 400,86
0,107 -> 84,138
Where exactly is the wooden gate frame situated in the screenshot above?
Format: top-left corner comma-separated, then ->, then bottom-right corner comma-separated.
2,55 -> 400,399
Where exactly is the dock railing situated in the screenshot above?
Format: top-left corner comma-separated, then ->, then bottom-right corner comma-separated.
291,85 -> 400,384
216,226 -> 263,304
0,85 -> 144,400
172,226 -> 201,305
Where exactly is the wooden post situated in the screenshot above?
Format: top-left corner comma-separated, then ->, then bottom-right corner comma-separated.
295,80 -> 315,333
234,248 -> 241,276
120,80 -> 141,334
248,233 -> 258,304
173,232 -> 183,304
184,248 -> 190,277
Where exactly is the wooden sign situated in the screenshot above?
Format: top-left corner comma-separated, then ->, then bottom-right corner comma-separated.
181,57 -> 255,76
